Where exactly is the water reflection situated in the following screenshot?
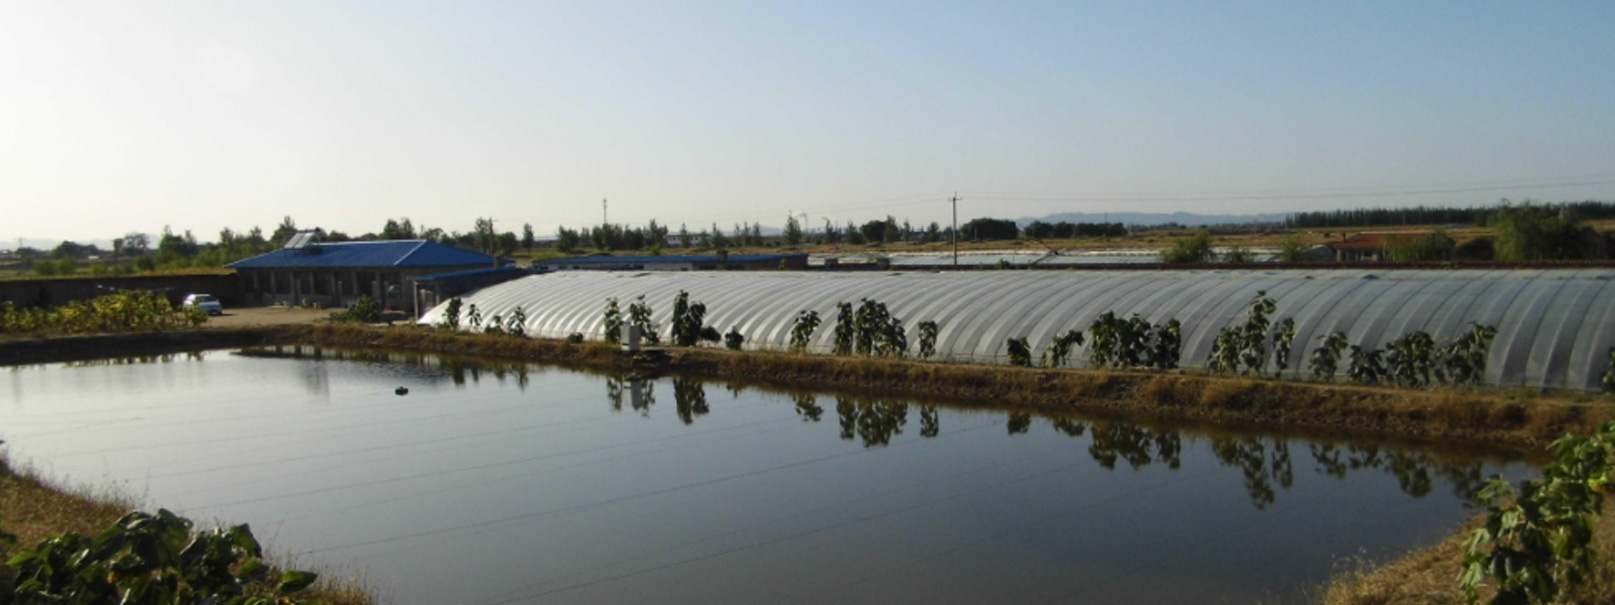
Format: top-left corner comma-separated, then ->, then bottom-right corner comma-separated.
835,396 -> 909,447
243,347 -> 1500,510
672,376 -> 706,424
791,393 -> 823,422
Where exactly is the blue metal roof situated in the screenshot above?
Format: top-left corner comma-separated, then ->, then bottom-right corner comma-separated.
227,241 -> 503,269
414,266 -> 528,283
539,253 -> 804,265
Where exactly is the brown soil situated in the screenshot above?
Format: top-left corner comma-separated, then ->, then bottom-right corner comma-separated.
201,305 -> 334,328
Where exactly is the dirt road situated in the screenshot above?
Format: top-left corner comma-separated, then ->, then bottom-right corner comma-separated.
202,306 -> 336,328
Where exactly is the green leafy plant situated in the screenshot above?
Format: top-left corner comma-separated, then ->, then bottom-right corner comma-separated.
723,326 -> 745,350
627,296 -> 659,344
1347,343 -> 1387,385
1042,329 -> 1085,368
670,291 -> 710,347
1006,337 -> 1032,367
916,320 -> 940,360
346,295 -> 381,323
1604,347 -> 1615,393
1239,292 -> 1277,375
483,313 -> 505,335
566,332 -> 584,344
1460,422 -> 1615,604
789,310 -> 821,352
440,297 -> 462,331
1271,318 -> 1297,378
466,303 -> 483,331
602,298 -> 623,344
1309,332 -> 1349,381
1388,330 -> 1437,388
6,509 -> 320,604
1148,319 -> 1182,370
832,302 -> 855,356
1208,328 -> 1241,375
1436,323 -> 1499,386
506,305 -> 527,337
0,291 -> 202,336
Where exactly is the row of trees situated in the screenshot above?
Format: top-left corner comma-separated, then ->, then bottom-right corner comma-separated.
545,215 -> 1132,253
1287,200 -> 1615,229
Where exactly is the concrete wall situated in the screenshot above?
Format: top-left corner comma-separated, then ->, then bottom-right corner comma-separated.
0,274 -> 243,309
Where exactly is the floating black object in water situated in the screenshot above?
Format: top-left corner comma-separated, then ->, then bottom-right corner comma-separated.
395,387 -> 409,396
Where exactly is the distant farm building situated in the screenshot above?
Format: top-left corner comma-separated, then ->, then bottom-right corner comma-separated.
534,252 -> 808,272
228,239 -> 506,314
1332,231 -> 1455,262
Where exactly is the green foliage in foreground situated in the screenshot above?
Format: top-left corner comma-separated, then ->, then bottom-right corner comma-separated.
6,509 -> 319,604
1461,422 -> 1615,604
0,290 -> 206,335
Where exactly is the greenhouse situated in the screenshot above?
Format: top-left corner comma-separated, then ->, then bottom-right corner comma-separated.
418,269 -> 1615,391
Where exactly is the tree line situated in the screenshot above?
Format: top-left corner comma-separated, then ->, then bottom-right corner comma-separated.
1286,199 -> 1615,229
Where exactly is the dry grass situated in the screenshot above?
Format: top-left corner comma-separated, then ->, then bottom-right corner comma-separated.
1318,509 -> 1615,605
0,456 -> 375,604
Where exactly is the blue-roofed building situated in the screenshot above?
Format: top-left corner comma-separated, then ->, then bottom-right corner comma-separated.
533,252 -> 808,272
227,239 -> 506,313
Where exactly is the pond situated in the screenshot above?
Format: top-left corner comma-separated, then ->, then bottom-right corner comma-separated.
0,347 -> 1532,604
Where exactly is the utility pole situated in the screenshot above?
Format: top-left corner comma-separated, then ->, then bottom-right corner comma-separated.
602,198 -> 608,225
951,193 -> 960,267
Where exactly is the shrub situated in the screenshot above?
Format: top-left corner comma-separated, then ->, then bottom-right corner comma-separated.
1148,319 -> 1182,371
466,304 -> 483,331
1387,330 -> 1437,388
1347,344 -> 1387,385
1270,318 -> 1297,378
566,333 -> 584,344
1436,323 -> 1498,386
671,291 -> 710,347
506,305 -> 527,337
723,327 -> 745,350
440,297 -> 462,330
789,310 -> 821,352
6,509 -> 321,604
832,302 -> 854,356
916,320 -> 940,360
1604,348 -> 1615,393
1309,332 -> 1348,381
627,296 -> 658,344
602,298 -> 623,344
347,295 -> 381,323
1006,337 -> 1032,367
1159,229 -> 1214,263
1042,329 -> 1084,368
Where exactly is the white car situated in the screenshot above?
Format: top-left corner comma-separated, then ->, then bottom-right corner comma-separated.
183,293 -> 224,315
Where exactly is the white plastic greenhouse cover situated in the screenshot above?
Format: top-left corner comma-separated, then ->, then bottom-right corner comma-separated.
417,269 -> 1615,391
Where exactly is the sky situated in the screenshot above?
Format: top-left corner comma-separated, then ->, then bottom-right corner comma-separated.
4,1 -> 1615,245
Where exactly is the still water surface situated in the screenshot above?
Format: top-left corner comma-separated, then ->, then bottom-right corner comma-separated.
1,348 -> 1531,604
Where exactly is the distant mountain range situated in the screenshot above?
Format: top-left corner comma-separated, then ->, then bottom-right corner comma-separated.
1018,211 -> 1289,227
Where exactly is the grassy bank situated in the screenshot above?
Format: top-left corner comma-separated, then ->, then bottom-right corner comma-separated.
0,456 -> 373,604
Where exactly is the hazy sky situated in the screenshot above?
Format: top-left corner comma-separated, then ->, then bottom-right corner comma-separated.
4,1 -> 1614,244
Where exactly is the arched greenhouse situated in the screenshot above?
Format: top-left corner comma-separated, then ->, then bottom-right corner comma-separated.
417,269 -> 1615,391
